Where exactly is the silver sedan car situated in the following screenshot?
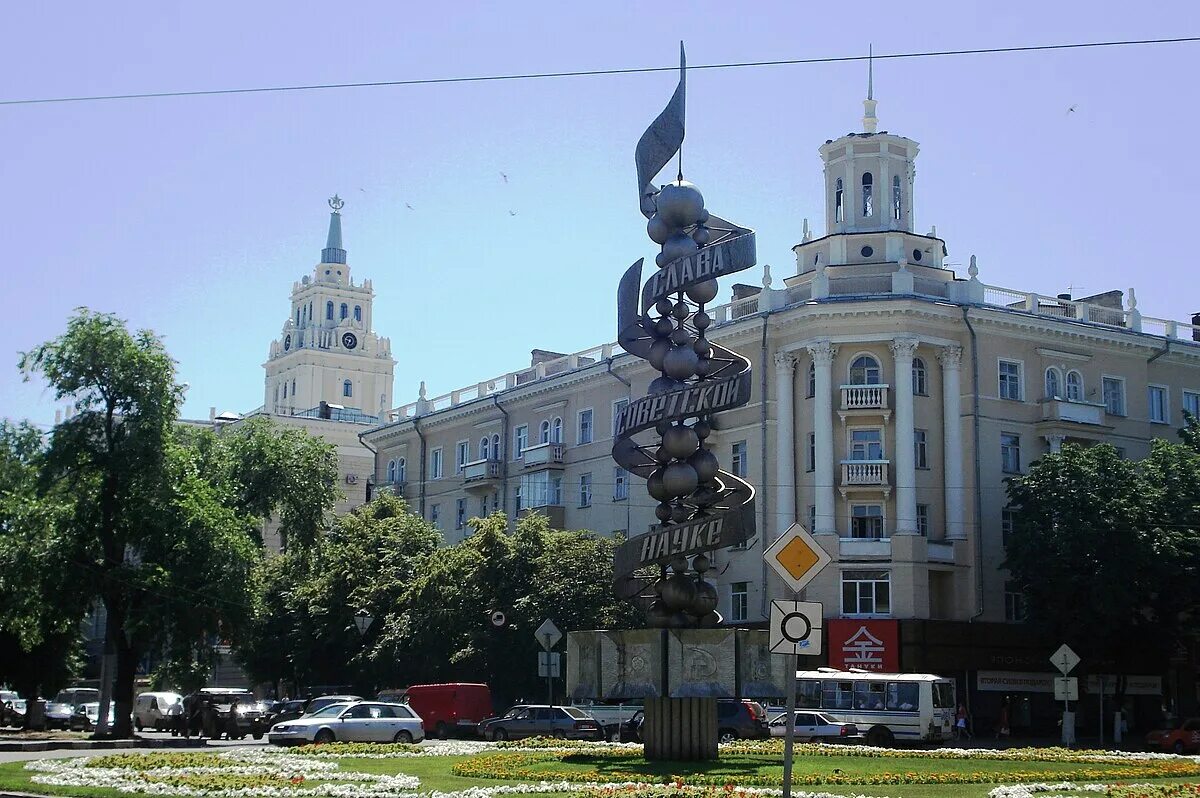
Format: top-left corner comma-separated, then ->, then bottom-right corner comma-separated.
268,701 -> 424,745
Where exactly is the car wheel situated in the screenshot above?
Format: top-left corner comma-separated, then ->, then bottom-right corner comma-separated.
135,720 -> 144,732
491,728 -> 507,742
552,729 -> 566,739
1175,740 -> 1186,754
610,730 -> 621,742
393,730 -> 413,744
314,729 -> 335,745
253,732 -> 264,740
866,726 -> 894,747
719,729 -> 738,743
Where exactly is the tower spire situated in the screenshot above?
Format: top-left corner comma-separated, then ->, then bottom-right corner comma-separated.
862,44 -> 878,134
322,195 -> 347,264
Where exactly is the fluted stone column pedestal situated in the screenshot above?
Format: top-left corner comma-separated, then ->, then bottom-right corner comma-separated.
642,697 -> 718,761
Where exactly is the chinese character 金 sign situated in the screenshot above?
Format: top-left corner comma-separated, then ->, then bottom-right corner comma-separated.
826,619 -> 899,672
611,44 -> 757,628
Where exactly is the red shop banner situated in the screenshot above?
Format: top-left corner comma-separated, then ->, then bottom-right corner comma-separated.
826,619 -> 900,672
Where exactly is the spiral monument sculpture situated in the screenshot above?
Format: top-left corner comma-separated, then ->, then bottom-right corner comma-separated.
612,45 -> 758,629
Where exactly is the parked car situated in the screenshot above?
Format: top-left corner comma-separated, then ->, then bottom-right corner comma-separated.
615,709 -> 644,742
69,701 -> 118,731
768,711 -> 859,742
45,688 -> 100,730
304,695 -> 363,715
716,699 -> 770,743
478,704 -> 604,742
268,701 -> 424,745
183,689 -> 264,739
267,700 -> 308,728
402,683 -> 493,739
0,691 -> 22,726
134,692 -> 183,732
1146,717 -> 1200,753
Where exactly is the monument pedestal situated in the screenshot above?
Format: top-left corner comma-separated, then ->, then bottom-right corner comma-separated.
643,697 -> 717,761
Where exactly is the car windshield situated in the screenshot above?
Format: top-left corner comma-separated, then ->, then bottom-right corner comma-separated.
503,706 -> 526,718
933,682 -> 954,708
307,704 -> 349,718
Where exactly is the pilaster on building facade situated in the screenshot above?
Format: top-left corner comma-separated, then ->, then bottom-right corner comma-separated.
361,72 -> 1200,722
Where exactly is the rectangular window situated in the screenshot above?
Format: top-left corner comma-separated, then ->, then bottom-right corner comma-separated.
514,425 -> 528,459
1001,507 -> 1017,548
430,503 -> 440,528
578,409 -> 594,445
430,448 -> 443,480
806,432 -> 816,472
1149,385 -> 1168,424
514,484 -> 522,512
479,496 -> 488,518
914,429 -> 928,469
916,504 -> 929,536
455,498 -> 466,530
842,570 -> 891,616
850,428 -> 883,460
1184,391 -> 1200,421
579,473 -> 592,507
612,398 -> 629,437
613,467 -> 629,501
731,440 -> 748,477
808,504 -> 817,533
849,504 -> 884,539
520,472 -> 562,508
1004,581 -> 1027,622
998,359 -> 1023,401
730,582 -> 749,623
455,441 -> 469,473
1001,433 -> 1021,474
1102,376 -> 1126,416
491,492 -> 499,514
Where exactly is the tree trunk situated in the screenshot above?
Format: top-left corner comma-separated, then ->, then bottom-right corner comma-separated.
112,633 -> 138,738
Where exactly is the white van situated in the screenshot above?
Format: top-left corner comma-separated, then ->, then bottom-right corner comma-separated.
134,692 -> 183,731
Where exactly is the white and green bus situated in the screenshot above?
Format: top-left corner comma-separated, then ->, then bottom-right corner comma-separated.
795,668 -> 956,745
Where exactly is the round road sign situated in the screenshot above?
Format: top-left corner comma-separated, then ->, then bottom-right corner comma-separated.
781,611 -> 812,643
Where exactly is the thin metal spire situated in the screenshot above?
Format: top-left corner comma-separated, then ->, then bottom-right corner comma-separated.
868,44 -> 874,100
862,44 -> 878,134
322,195 -> 347,264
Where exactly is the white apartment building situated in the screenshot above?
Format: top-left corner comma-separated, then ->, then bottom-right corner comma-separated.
361,89 -> 1200,728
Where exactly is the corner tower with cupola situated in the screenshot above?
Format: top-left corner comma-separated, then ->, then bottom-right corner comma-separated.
264,197 -> 395,420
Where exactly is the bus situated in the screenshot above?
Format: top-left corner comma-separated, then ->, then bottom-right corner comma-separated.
794,668 -> 955,746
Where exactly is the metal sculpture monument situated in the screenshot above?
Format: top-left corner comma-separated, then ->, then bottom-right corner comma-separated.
567,46 -> 785,761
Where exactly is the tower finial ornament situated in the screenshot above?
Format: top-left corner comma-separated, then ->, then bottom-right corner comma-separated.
328,195 -> 344,212
862,44 -> 878,134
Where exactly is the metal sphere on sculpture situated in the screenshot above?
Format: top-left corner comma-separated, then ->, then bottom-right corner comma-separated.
692,225 -> 711,246
691,554 -> 710,573
670,556 -> 689,573
649,375 -> 682,394
644,600 -> 673,628
670,327 -> 692,346
693,420 -> 711,439
647,468 -> 668,502
688,447 -> 719,483
660,572 -> 697,611
662,231 -> 699,263
655,502 -> 673,522
655,445 -> 672,464
694,357 -> 712,378
671,300 -> 690,320
654,316 -> 674,337
690,580 -> 718,616
692,310 -> 711,330
655,298 -> 675,316
647,214 -> 673,245
663,461 -> 699,497
670,504 -> 691,523
646,338 -> 670,371
655,181 -> 706,228
663,345 -> 699,380
692,336 -> 711,357
685,278 -> 719,304
662,424 -> 699,459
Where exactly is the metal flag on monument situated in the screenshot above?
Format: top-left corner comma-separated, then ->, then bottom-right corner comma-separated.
612,41 -> 758,628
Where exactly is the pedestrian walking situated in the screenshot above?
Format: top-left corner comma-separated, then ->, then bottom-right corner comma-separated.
995,697 -> 1011,740
955,703 -> 972,741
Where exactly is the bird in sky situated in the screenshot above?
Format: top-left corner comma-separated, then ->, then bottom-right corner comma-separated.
500,172 -> 508,183
508,210 -> 517,216
1067,105 -> 1077,114
405,203 -> 414,211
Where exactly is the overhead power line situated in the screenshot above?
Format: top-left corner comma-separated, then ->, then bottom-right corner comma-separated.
3,36 -> 1199,108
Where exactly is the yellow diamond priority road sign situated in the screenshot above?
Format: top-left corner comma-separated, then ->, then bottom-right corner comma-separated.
764,522 -> 832,593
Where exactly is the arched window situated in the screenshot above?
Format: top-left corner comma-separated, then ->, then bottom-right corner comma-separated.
480,436 -> 490,460
387,459 -> 397,482
343,380 -> 353,398
291,379 -> 296,396
551,417 -> 563,443
912,357 -> 928,395
274,385 -> 279,403
892,175 -> 902,221
1066,370 -> 1083,402
340,303 -> 348,320
834,178 -> 844,223
807,361 -> 816,398
295,308 -> 300,326
354,305 -> 362,322
397,457 -> 406,484
325,301 -> 334,320
861,172 -> 874,217
491,434 -> 501,460
849,354 -> 882,385
282,381 -> 288,398
1045,367 -> 1062,399
539,420 -> 551,444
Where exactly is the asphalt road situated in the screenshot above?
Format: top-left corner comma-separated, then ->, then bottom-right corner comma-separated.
0,734 -> 268,764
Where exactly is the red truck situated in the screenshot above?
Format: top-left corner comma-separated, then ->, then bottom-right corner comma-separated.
401,683 -> 493,739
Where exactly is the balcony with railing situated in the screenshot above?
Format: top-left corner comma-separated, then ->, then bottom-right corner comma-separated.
522,442 -> 565,468
927,540 -> 956,563
839,537 -> 891,557
462,458 -> 503,490
841,460 -> 890,487
1040,398 -> 1107,426
840,384 -> 890,411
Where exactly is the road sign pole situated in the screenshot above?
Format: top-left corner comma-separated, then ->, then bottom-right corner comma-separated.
782,649 -> 798,798
545,634 -> 553,707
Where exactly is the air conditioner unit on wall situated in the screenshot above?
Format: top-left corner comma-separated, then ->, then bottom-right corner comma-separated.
345,474 -> 358,484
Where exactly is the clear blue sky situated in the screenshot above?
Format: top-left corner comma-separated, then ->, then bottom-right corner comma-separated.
4,1 -> 1199,426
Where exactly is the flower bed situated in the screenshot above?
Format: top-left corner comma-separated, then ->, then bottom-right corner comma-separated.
989,783 -> 1200,798
719,740 -> 1200,765
282,740 -> 498,758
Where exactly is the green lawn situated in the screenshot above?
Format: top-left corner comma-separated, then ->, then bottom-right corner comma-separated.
1,748 -> 1197,798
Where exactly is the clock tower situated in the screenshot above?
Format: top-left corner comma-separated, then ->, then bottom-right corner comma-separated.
264,197 -> 395,419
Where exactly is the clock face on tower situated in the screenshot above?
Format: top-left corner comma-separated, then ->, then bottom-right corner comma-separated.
283,334 -> 292,351
342,332 -> 358,350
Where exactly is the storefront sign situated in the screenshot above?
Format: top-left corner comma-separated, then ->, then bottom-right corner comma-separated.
1085,675 -> 1162,696
977,670 -> 1055,693
827,619 -> 898,672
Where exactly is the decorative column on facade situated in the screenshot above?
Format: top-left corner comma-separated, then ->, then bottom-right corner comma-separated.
806,341 -> 838,534
891,338 -> 919,534
774,352 -> 799,532
938,346 -> 965,540
1046,434 -> 1066,453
